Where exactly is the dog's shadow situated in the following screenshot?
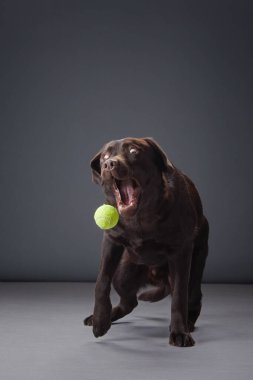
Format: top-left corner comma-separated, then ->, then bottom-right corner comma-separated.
112,315 -> 167,325
137,315 -> 168,323
110,315 -> 226,344
91,316 -> 233,359
111,315 -> 170,339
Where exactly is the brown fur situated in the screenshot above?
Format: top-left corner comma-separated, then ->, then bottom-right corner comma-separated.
84,137 -> 209,347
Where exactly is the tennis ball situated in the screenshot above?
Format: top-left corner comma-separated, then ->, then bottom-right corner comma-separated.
94,204 -> 119,230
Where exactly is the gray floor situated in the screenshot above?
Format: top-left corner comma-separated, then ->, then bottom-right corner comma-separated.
0,283 -> 253,380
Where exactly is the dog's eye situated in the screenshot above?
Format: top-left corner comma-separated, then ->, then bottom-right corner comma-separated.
129,147 -> 138,154
103,153 -> 110,160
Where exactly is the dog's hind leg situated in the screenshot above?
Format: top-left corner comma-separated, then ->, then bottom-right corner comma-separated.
138,284 -> 170,302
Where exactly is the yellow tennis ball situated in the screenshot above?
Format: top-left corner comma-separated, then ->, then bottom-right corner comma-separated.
94,204 -> 119,230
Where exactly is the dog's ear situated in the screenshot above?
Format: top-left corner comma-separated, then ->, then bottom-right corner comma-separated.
143,137 -> 174,173
90,150 -> 102,185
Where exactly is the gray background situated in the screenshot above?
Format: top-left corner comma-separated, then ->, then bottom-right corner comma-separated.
1,0 -> 252,282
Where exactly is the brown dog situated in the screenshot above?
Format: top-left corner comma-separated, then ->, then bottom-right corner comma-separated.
84,137 -> 209,347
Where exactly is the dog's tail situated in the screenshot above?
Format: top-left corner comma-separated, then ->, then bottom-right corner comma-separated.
138,284 -> 170,303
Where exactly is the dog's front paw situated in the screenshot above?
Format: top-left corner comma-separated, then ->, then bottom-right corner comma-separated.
92,317 -> 111,338
83,315 -> 93,326
169,331 -> 195,347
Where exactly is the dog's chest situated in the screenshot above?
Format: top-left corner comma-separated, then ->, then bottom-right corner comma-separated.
124,236 -> 170,265
109,219 -> 182,265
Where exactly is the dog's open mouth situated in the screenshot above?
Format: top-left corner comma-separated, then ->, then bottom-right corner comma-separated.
113,178 -> 141,217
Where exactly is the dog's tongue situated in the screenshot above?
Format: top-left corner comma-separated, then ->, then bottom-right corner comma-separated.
118,179 -> 135,205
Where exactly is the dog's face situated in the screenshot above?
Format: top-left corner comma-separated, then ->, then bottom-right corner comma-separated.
90,137 -> 172,218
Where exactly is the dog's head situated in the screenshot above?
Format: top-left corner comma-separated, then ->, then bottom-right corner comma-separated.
90,137 -> 174,218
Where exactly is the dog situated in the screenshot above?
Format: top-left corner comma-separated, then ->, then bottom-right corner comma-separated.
84,137 -> 209,347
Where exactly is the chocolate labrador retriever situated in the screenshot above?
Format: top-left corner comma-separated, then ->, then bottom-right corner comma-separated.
84,137 -> 209,347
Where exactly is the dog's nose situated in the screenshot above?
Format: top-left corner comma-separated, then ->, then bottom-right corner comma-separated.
103,158 -> 118,171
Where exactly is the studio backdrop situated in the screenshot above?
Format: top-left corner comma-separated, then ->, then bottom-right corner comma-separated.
1,0 -> 252,282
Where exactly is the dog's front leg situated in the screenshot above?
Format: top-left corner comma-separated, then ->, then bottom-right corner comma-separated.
169,245 -> 195,347
85,234 -> 124,338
